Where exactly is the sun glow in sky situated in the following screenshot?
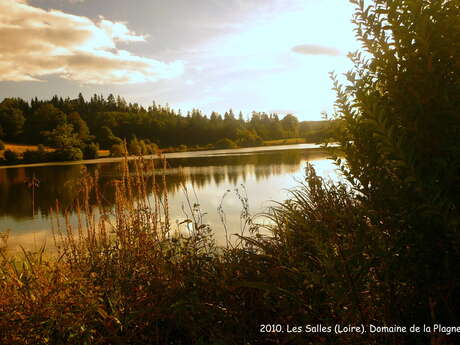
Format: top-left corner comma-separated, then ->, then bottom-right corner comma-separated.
0,0 -> 360,120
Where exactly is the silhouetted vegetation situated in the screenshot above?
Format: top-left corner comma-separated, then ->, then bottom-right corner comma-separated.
326,0 -> 460,338
3,150 -> 19,163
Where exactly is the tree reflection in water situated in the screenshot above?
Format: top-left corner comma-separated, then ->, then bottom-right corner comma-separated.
0,148 -> 335,247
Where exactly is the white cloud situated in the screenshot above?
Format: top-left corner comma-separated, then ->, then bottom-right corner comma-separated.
0,0 -> 183,84
98,17 -> 147,43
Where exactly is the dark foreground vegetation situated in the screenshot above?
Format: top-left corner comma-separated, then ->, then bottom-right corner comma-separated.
1,0 -> 459,344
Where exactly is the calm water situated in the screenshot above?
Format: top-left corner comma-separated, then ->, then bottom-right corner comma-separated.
0,144 -> 339,249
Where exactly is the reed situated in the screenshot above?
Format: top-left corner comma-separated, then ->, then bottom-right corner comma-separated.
0,158 -> 440,345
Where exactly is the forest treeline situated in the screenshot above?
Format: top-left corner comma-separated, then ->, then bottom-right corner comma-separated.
0,95 -> 331,163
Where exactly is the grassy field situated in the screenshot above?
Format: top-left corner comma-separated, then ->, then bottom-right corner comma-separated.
0,143 -> 52,159
1,142 -> 111,158
3,143 -> 53,153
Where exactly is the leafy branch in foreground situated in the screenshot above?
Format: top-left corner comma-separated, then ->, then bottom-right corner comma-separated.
329,0 -> 460,336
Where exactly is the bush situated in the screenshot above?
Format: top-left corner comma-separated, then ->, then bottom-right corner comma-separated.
98,126 -> 122,149
110,143 -> 126,157
236,128 -> 263,147
82,142 -> 99,159
147,143 -> 159,154
53,147 -> 83,161
22,149 -> 48,163
3,150 -> 18,162
329,0 -> 460,332
37,144 -> 46,153
214,138 -> 238,149
128,138 -> 142,155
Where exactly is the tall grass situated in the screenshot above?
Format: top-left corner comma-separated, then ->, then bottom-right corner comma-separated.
0,158 -> 447,344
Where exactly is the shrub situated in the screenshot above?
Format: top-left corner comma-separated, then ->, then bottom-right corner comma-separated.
214,138 -> 237,149
22,149 -> 48,163
37,144 -> 46,153
128,138 -> 142,155
53,147 -> 83,161
236,128 -> 263,147
147,142 -> 159,154
141,139 -> 159,155
3,149 -> 18,162
98,126 -> 122,149
82,142 -> 99,159
329,0 -> 460,331
110,143 -> 125,157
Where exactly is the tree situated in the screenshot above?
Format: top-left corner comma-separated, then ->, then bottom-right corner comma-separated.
236,128 -> 263,147
214,138 -> 238,149
268,115 -> 284,139
0,99 -> 25,140
128,137 -> 142,155
26,104 -> 66,142
280,114 -> 299,137
0,94 -> 305,157
53,147 -> 83,161
98,126 -> 122,149
43,123 -> 80,149
331,0 -> 460,328
82,142 -> 99,159
68,112 -> 91,141
110,143 -> 126,157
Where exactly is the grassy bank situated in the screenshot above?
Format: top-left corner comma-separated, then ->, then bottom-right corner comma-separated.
0,143 -> 53,159
0,157 -> 454,345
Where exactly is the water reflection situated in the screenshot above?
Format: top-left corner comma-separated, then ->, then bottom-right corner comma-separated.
0,146 -> 338,248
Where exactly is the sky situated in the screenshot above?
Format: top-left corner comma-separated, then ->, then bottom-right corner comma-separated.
0,0 -> 360,121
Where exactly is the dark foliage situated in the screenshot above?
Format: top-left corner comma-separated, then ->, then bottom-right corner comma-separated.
82,142 -> 99,160
22,149 -> 48,163
327,0 -> 460,338
52,147 -> 83,161
3,149 -> 18,162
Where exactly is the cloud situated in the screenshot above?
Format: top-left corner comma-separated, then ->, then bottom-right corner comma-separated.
98,17 -> 147,43
291,44 -> 341,56
0,0 -> 183,84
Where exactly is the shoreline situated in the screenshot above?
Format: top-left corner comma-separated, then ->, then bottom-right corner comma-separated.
0,143 -> 332,170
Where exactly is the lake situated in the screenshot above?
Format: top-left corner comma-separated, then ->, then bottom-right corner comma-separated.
0,144 -> 340,250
